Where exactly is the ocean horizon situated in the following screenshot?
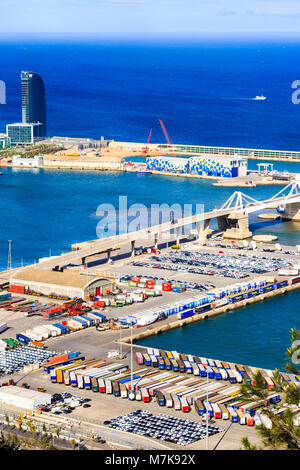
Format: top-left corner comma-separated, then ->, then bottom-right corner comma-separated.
1,36 -> 300,150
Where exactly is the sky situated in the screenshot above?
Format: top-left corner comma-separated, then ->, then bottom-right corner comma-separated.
1,0 -> 300,34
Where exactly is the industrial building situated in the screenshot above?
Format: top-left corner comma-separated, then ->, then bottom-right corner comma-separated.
146,155 -> 247,178
10,268 -> 114,299
12,155 -> 44,167
0,387 -> 51,410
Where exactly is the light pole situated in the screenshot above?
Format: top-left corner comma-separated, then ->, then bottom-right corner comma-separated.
128,322 -> 135,400
7,240 -> 12,277
206,371 -> 209,450
119,326 -> 122,358
130,322 -> 133,389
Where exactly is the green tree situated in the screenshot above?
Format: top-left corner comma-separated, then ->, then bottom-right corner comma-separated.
240,437 -> 259,450
0,432 -> 21,450
70,438 -> 77,450
240,328 -> 300,450
15,415 -> 23,431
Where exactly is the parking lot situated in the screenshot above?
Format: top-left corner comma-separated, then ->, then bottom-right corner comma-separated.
106,410 -> 225,446
130,248 -> 293,279
0,345 -> 58,374
0,364 -> 262,450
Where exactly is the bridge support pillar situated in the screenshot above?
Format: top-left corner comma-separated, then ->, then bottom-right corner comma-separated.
175,227 -> 181,246
196,220 -> 211,241
282,202 -> 300,221
130,240 -> 135,257
154,234 -> 159,249
217,216 -> 228,232
223,212 -> 252,240
107,249 -> 112,262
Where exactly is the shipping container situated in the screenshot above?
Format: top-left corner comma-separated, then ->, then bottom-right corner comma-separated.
219,403 -> 229,420
158,357 -> 165,370
176,309 -> 194,320
211,403 -> 221,419
227,406 -> 238,423
136,352 -> 144,365
9,284 -> 25,294
143,354 -> 151,366
170,359 -> 179,372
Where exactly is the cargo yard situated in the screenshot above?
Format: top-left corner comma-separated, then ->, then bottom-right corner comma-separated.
0,233 -> 300,450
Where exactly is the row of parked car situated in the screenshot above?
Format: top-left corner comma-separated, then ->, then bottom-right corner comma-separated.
148,249 -> 292,276
40,392 -> 92,414
105,410 -> 225,446
203,240 -> 296,256
0,346 -> 58,375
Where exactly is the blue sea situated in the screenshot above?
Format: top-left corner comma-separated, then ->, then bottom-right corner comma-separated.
1,35 -> 300,369
1,35 -> 300,148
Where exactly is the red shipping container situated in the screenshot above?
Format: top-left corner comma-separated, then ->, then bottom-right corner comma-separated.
9,284 -> 25,294
49,353 -> 69,364
131,276 -> 141,283
162,283 -> 172,292
146,280 -> 155,286
246,415 -> 254,426
93,300 -> 105,307
45,306 -> 62,315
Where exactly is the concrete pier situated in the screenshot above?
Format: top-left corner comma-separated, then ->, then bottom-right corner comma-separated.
223,211 -> 252,240
119,283 -> 295,345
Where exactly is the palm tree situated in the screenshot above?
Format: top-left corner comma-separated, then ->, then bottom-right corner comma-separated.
70,438 -> 77,450
15,415 -> 23,431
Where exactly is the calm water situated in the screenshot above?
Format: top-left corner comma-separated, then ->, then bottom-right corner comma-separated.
1,165 -> 297,270
1,36 -> 300,149
1,36 -> 300,369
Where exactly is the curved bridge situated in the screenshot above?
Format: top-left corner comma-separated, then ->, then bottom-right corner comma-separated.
28,178 -> 300,272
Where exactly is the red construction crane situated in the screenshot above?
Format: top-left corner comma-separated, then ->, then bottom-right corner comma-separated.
158,119 -> 176,157
142,128 -> 152,154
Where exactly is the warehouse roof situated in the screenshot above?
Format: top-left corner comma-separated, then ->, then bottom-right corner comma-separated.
0,386 -> 51,400
10,268 -> 112,289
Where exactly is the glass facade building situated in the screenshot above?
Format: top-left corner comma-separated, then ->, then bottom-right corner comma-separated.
21,71 -> 46,136
0,134 -> 10,149
6,123 -> 43,145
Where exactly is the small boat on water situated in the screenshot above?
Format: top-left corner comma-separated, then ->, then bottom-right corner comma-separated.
136,169 -> 152,175
253,95 -> 267,100
276,204 -> 286,213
